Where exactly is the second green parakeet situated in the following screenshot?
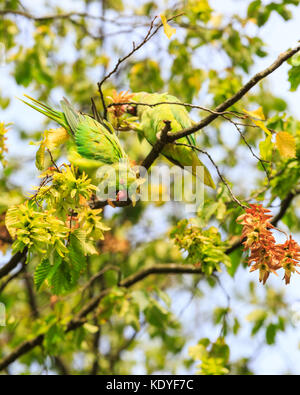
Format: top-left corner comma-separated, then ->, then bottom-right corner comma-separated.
128,92 -> 215,189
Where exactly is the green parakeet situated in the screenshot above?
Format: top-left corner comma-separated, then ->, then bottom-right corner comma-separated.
22,95 -> 142,201
128,92 -> 216,189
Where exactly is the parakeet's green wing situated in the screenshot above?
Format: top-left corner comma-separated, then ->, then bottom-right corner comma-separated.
74,116 -> 127,165
60,98 -> 80,134
132,92 -> 216,188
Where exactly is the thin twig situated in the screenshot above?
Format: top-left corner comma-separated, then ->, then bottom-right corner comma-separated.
97,14 -> 183,119
91,98 -> 101,123
0,9 -> 131,25
82,265 -> 121,293
0,263 -> 203,371
166,42 -> 300,142
107,101 -> 246,119
223,115 -> 271,182
23,267 -> 39,319
174,142 -> 248,209
47,149 -> 61,173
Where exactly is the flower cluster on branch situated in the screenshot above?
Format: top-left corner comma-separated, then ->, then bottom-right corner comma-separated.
237,204 -> 300,284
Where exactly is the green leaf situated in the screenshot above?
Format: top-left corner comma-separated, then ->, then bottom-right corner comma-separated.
247,0 -> 262,18
69,233 -> 87,268
266,323 -> 277,345
47,257 -> 72,295
44,323 -> 65,355
288,65 -> 300,91
34,258 -> 51,291
227,247 -> 243,277
189,344 -> 207,361
68,233 -> 87,284
83,323 -> 99,334
145,300 -> 169,328
5,205 -> 20,238
35,139 -> 46,171
259,136 -> 273,161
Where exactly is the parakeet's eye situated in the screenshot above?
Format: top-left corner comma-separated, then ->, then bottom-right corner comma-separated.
126,105 -> 137,116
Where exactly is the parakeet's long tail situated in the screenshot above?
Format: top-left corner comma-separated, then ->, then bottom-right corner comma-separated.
60,98 -> 80,134
186,136 -> 216,188
20,95 -> 73,135
163,153 -> 216,189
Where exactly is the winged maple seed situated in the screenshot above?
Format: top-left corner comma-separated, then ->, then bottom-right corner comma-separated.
237,204 -> 300,285
107,90 -> 135,118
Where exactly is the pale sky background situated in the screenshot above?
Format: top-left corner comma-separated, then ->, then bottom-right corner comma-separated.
0,0 -> 300,374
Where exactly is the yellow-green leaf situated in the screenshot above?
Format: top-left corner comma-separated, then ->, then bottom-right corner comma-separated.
46,128 -> 69,151
246,309 -> 267,322
259,136 -> 273,161
243,107 -> 265,120
189,344 -> 207,361
35,139 -> 46,171
5,205 -> 20,238
83,323 -> 99,334
253,120 -> 271,136
276,131 -> 296,159
160,14 -> 176,39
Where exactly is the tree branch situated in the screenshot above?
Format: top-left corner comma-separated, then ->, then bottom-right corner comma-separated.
0,249 -> 27,280
174,142 -> 248,209
0,263 -> 203,371
2,180 -> 299,370
141,120 -> 172,170
97,14 -> 182,119
271,190 -> 300,226
0,9 -> 122,24
166,42 -> 300,142
120,263 -> 204,288
0,335 -> 44,372
53,356 -> 69,376
23,267 -> 39,319
107,100 -> 245,119
0,265 -> 25,294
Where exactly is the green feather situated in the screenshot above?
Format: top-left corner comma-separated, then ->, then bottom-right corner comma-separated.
74,118 -> 127,164
132,92 -> 216,188
22,95 -> 127,163
60,98 -> 80,134
21,95 -> 71,134
22,96 -> 140,192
